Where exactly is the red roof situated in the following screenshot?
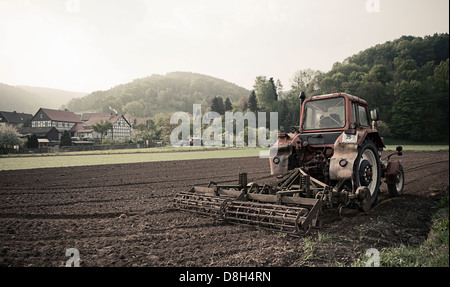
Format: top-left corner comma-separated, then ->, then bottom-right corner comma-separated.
70,122 -> 85,132
81,113 -> 111,122
40,108 -> 81,123
84,115 -> 131,127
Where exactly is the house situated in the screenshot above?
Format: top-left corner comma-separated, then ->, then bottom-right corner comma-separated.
31,108 -> 82,138
0,111 -> 33,128
77,114 -> 131,141
17,127 -> 60,142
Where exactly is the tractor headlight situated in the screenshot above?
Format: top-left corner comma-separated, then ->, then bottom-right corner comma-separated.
273,157 -> 280,164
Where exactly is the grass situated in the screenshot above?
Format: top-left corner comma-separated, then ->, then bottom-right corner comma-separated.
352,190 -> 449,267
0,145 -> 221,157
1,144 -> 448,171
384,145 -> 449,151
0,147 -> 266,171
0,144 -> 447,171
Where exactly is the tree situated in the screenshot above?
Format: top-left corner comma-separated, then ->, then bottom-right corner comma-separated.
390,80 -> 424,141
132,119 -> 162,143
253,76 -> 277,111
92,120 -> 113,142
291,69 -> 323,96
123,101 -> 145,117
276,79 -> 284,100
224,97 -> 233,112
0,125 -> 22,153
269,77 -> 278,101
248,90 -> 258,113
60,130 -> 72,147
210,96 -> 225,115
26,134 -> 39,148
237,95 -> 249,112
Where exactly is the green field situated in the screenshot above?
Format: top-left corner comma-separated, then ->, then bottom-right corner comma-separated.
0,147 -> 265,171
384,145 -> 449,152
0,145 -> 448,171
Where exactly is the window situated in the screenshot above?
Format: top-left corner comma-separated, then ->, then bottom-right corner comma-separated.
303,97 -> 346,130
358,105 -> 369,127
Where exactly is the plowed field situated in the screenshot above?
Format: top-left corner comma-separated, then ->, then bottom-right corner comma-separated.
0,151 -> 448,267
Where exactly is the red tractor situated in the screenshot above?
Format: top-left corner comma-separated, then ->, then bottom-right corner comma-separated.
270,92 -> 405,212
174,92 -> 405,235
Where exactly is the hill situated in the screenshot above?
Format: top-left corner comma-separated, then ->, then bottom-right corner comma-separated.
18,86 -> 87,111
0,84 -> 87,114
65,72 -> 250,116
321,33 -> 449,142
0,83 -> 42,114
279,33 -> 449,142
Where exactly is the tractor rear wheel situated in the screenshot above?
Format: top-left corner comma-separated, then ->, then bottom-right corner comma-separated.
388,165 -> 405,197
354,140 -> 381,206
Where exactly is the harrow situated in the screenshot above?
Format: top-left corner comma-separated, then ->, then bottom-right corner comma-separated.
174,171 -> 325,235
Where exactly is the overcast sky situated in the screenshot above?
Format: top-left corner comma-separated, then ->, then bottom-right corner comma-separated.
0,0 -> 448,93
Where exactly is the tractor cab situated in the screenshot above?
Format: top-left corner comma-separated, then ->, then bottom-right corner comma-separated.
270,93 -> 389,195
298,93 -> 378,143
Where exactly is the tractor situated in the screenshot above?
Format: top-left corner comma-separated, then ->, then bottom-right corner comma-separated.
174,92 -> 405,235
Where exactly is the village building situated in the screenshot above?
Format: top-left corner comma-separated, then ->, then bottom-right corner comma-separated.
77,114 -> 131,141
31,108 -> 82,136
3,108 -> 132,144
16,127 -> 60,142
0,111 -> 33,128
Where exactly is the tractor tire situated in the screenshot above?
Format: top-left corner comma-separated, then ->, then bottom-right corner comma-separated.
388,165 -> 405,197
353,140 -> 381,206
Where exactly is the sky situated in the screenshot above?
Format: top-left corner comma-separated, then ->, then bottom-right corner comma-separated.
0,0 -> 448,94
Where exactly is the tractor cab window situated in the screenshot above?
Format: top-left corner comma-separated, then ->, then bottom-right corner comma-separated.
303,97 -> 345,130
358,105 -> 369,127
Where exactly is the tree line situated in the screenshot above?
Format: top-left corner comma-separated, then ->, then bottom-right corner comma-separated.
63,33 -> 448,144
233,33 -> 449,143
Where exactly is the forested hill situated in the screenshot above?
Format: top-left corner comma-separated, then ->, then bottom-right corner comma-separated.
65,72 -> 250,116
313,33 -> 449,142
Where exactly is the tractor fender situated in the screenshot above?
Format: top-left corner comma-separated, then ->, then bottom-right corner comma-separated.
358,130 -> 385,149
330,129 -> 384,181
385,160 -> 401,185
329,131 -> 360,180
269,142 -> 292,175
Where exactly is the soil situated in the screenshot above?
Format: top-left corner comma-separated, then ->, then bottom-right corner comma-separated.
0,151 -> 448,267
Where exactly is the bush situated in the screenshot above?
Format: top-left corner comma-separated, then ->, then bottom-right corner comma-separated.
60,130 -> 72,147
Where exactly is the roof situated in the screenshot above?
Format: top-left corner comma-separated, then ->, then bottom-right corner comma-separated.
81,113 -> 111,122
308,93 -> 368,105
85,114 -> 130,127
36,108 -> 82,123
16,127 -> 59,137
0,111 -> 33,124
70,123 -> 85,133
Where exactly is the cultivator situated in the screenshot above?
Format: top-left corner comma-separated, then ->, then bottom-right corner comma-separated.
173,171 -> 325,235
